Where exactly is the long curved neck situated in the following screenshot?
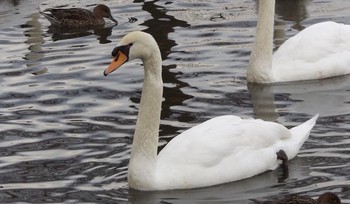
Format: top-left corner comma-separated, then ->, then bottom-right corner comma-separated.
128,50 -> 163,190
247,0 -> 275,83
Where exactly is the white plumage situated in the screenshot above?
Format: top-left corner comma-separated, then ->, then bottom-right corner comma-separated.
248,0 -> 350,83
104,31 -> 318,191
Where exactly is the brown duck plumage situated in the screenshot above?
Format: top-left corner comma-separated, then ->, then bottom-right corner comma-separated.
40,4 -> 117,27
251,192 -> 341,204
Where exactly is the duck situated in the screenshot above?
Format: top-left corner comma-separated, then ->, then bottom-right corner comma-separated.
251,192 -> 341,204
247,0 -> 350,83
103,31 -> 319,191
39,4 -> 117,27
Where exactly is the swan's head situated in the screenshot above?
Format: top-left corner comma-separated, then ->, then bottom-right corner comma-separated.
104,31 -> 159,76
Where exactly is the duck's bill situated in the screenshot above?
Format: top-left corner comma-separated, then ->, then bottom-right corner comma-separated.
109,16 -> 118,24
104,51 -> 128,76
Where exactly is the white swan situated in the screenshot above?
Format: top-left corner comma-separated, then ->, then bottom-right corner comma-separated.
248,0 -> 350,83
104,31 -> 319,191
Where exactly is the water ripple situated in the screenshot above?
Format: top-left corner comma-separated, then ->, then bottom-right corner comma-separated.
0,0 -> 349,203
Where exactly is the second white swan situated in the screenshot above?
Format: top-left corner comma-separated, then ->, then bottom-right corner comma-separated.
104,31 -> 318,191
248,0 -> 350,83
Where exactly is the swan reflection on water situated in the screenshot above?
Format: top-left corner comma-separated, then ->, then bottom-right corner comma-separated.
248,75 -> 350,121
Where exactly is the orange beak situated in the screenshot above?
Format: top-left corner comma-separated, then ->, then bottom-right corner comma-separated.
104,51 -> 128,76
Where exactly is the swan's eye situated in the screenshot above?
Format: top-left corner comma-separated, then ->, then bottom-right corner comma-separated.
129,43 -> 133,46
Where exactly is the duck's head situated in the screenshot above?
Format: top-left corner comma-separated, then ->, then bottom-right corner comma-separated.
104,31 -> 159,76
93,4 -> 118,24
317,192 -> 341,204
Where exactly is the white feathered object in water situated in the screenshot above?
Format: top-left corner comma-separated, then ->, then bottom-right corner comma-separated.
248,0 -> 350,83
104,31 -> 319,191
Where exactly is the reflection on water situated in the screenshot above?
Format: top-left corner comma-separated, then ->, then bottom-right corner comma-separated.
274,0 -> 309,47
129,170 -> 282,204
129,156 -> 318,204
0,0 -> 350,203
276,0 -> 310,29
46,25 -> 115,43
249,75 -> 350,120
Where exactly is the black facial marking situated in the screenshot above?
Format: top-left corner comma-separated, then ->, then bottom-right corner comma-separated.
111,44 -> 132,59
111,47 -> 120,57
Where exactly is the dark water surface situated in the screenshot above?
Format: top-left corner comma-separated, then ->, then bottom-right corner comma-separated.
1,0 -> 350,203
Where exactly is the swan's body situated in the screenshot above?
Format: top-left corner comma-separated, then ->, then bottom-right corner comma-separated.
248,0 -> 350,83
104,31 -> 318,191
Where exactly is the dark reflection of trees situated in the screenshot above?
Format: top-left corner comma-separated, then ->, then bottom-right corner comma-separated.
274,0 -> 310,48
275,0 -> 310,30
132,0 -> 191,136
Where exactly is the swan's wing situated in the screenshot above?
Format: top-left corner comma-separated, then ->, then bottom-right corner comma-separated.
273,21 -> 350,82
155,115 -> 291,189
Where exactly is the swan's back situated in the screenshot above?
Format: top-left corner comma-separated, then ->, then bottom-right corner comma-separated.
273,21 -> 350,82
154,115 -> 318,190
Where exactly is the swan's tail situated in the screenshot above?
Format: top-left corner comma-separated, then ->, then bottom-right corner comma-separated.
287,114 -> 319,160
